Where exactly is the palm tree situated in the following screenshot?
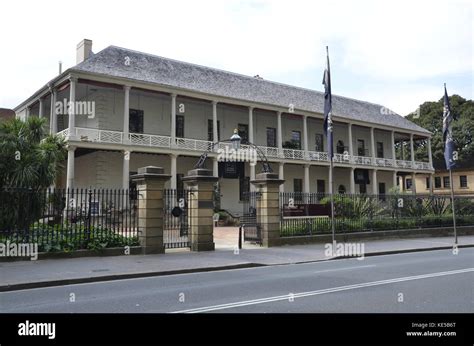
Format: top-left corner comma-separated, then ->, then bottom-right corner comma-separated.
0,117 -> 66,232
0,117 -> 66,188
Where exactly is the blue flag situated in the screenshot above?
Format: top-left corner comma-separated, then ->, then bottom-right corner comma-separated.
322,47 -> 333,160
442,85 -> 456,170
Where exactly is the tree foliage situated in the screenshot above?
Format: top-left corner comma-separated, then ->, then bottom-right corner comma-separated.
406,94 -> 473,169
0,117 -> 67,188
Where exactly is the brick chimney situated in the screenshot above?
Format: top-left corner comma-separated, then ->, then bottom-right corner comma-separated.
76,39 -> 93,64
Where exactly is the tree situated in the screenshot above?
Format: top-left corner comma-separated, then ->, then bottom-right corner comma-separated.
406,95 -> 474,169
0,117 -> 67,188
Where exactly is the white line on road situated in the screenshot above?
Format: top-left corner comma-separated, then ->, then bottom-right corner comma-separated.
171,267 -> 474,313
313,264 -> 376,274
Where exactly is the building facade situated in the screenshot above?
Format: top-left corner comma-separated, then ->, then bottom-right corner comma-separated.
14,40 -> 434,215
414,168 -> 474,196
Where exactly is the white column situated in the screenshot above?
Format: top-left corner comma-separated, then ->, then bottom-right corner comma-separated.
393,171 -> 398,192
213,157 -> 218,177
303,164 -> 310,193
248,106 -> 254,144
68,76 -> 77,139
277,111 -> 282,153
122,150 -> 131,190
212,101 -> 218,144
372,169 -> 378,195
49,88 -> 57,134
370,127 -> 376,160
66,146 -> 76,191
410,134 -> 415,163
303,115 -> 308,152
38,98 -> 44,118
350,168 -> 355,194
170,154 -> 177,190
391,131 -> 397,165
279,162 -> 285,193
427,137 -> 433,168
171,94 -> 177,147
348,123 -> 353,157
25,106 -> 30,119
123,85 -> 131,144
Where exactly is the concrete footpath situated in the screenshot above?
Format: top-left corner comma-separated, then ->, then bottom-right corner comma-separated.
1,235 -> 473,292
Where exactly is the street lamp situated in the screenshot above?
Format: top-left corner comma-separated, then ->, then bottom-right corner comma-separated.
230,128 -> 241,150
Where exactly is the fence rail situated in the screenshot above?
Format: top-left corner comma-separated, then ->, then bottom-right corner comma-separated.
279,192 -> 474,237
0,188 -> 139,252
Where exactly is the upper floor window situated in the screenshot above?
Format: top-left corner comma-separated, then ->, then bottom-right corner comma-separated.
176,115 -> 184,138
435,177 -> 442,188
315,134 -> 324,152
443,176 -> 450,188
460,175 -> 468,188
129,109 -> 144,134
207,119 -> 220,142
238,123 -> 249,143
336,140 -> 345,154
377,142 -> 384,158
357,139 -> 366,156
266,127 -> 276,147
291,131 -> 301,150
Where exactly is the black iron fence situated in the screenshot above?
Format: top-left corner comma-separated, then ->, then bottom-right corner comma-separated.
280,192 -> 474,237
241,191 -> 262,243
163,189 -> 191,249
0,187 -> 139,252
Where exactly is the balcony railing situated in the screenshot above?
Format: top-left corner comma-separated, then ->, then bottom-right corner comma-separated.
58,127 -> 433,171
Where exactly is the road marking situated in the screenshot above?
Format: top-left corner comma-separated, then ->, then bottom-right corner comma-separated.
171,267 -> 474,313
314,264 -> 376,274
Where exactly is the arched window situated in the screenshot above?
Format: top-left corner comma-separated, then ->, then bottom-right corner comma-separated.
338,185 -> 346,194
336,140 -> 345,154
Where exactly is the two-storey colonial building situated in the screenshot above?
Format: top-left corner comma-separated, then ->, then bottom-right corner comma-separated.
14,40 -> 434,214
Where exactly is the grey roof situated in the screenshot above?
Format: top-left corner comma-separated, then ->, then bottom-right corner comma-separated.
72,45 -> 430,134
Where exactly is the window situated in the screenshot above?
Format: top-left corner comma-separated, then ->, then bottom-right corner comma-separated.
426,177 -> 430,189
443,176 -> 450,188
377,142 -> 384,158
238,124 -> 249,143
207,119 -> 220,142
357,139 -> 366,156
129,109 -> 144,133
435,177 -> 442,188
336,140 -> 345,154
406,178 -> 412,190
338,185 -> 346,194
239,176 -> 250,201
359,183 -> 367,194
379,183 -> 386,201
176,115 -> 184,138
294,179 -> 303,193
315,134 -> 324,152
317,180 -> 325,195
460,176 -> 468,188
266,127 -> 276,147
291,131 -> 301,149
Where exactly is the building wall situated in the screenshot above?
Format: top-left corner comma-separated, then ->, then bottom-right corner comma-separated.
415,169 -> 474,195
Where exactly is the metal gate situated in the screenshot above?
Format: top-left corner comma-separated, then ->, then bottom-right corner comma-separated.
164,189 -> 191,249
241,191 -> 262,244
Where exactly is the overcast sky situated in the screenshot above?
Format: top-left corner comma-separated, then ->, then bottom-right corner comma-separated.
1,0 -> 472,115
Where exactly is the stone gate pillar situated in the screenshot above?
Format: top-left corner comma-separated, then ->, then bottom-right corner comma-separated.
131,166 -> 170,254
251,172 -> 285,247
182,168 -> 219,251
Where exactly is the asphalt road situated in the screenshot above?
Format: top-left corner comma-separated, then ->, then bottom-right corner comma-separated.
1,249 -> 473,313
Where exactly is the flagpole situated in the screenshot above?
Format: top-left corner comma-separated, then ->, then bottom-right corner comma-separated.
330,154 -> 335,245
449,168 -> 458,245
